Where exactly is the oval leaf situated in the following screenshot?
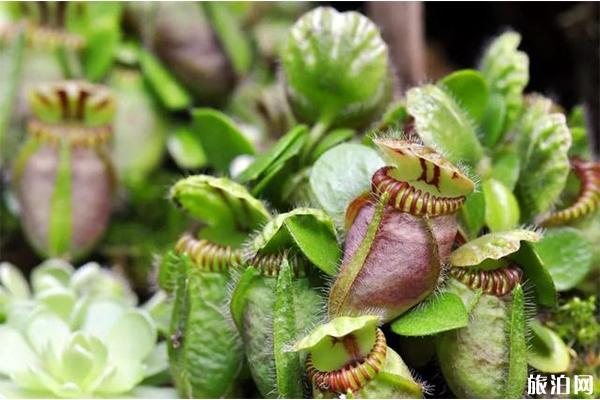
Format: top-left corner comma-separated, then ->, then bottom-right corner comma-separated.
483,178 -> 520,232
532,227 -> 592,291
391,292 -> 468,336
245,208 -> 340,276
451,229 -> 542,268
528,320 -> 570,373
191,108 -> 255,173
439,69 -> 489,123
309,143 -> 384,226
406,84 -> 483,166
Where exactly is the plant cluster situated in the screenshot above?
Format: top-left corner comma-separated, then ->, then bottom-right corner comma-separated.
0,3 -> 598,399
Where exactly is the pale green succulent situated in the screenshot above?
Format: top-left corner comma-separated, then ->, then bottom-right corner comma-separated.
0,260 -> 174,399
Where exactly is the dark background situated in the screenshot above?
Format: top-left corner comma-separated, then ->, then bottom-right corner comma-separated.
329,2 -> 600,154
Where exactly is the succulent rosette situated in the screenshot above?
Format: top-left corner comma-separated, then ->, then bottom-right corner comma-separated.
12,81 -> 115,260
230,208 -> 341,398
0,260 -> 172,398
328,138 -> 475,322
160,175 -> 271,398
293,315 -> 422,398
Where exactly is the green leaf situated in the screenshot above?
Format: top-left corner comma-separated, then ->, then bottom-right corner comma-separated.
439,69 -> 489,123
406,84 -> 483,166
246,208 -> 340,276
527,320 -> 570,373
138,47 -> 192,111
202,2 -> 252,76
532,227 -> 592,291
238,125 -> 307,183
169,175 -> 270,246
491,150 -> 520,190
229,266 -> 261,332
390,292 -> 468,336
479,32 -> 529,131
68,3 -> 124,81
376,101 -> 407,131
48,142 -> 72,258
451,229 -> 542,268
284,212 -> 341,276
282,7 -> 392,128
167,125 -> 207,170
310,128 -> 355,163
504,284 -> 527,398
309,143 -> 384,225
482,179 -> 520,232
515,97 -> 572,221
191,108 -> 255,173
293,314 -> 379,351
480,93 -> 507,147
509,241 -> 556,307
459,191 -> 486,240
273,260 -> 303,398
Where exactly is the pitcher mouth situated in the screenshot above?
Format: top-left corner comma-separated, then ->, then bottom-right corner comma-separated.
27,119 -> 112,148
306,328 -> 387,394
372,166 -> 467,217
450,264 -> 523,297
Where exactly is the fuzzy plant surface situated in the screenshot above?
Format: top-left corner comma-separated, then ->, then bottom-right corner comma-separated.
231,207 -> 340,398
160,175 -> 272,399
0,260 -> 173,399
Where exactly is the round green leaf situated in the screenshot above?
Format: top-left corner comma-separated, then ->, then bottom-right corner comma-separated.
533,227 -> 592,291
528,321 -> 570,373
482,178 -> 520,232
439,69 -> 489,123
309,143 -> 384,226
391,292 -> 468,336
451,229 -> 542,268
283,7 -> 392,128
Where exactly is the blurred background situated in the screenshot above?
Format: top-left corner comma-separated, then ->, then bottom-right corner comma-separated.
1,1 -> 598,287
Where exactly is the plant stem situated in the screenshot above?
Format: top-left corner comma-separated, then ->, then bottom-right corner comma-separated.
299,115 -> 332,166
